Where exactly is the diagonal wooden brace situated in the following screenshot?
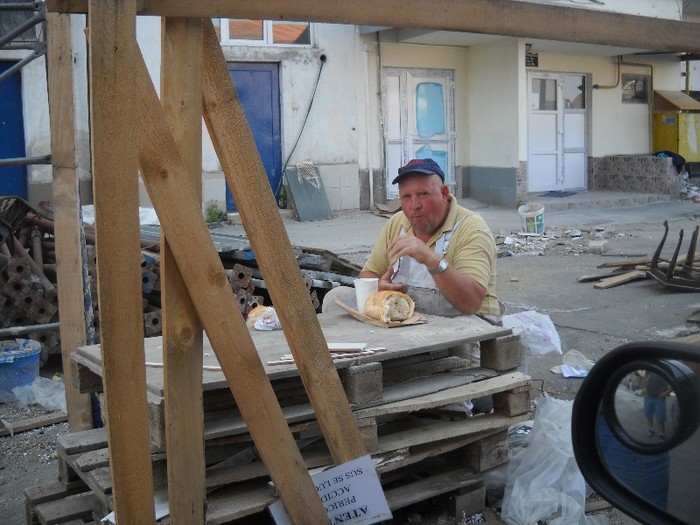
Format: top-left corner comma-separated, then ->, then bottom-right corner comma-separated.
134,47 -> 327,523
201,19 -> 367,465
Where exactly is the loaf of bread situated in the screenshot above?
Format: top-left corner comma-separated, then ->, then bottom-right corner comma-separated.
363,290 -> 415,323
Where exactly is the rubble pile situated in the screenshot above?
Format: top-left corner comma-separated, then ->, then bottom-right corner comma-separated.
680,171 -> 700,203
495,225 -> 627,257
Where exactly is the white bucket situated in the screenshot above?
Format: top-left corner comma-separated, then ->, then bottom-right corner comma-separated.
518,203 -> 545,234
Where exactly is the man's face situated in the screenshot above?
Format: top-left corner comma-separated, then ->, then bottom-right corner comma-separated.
398,173 -> 449,236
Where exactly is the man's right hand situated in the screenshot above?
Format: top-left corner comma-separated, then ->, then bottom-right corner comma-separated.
379,266 -> 408,293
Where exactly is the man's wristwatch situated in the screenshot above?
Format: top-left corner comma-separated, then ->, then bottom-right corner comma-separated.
429,258 -> 449,275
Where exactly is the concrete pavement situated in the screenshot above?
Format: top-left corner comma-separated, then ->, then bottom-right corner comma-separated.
224,194 -> 700,263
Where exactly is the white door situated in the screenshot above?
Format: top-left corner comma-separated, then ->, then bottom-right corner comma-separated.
382,68 -> 455,200
528,72 -> 587,192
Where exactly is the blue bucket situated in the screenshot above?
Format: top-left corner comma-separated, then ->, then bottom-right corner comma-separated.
0,339 -> 42,393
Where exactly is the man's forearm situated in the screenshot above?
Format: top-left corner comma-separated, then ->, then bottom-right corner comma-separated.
432,267 -> 486,314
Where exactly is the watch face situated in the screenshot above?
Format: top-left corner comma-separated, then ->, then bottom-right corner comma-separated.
431,259 -> 448,274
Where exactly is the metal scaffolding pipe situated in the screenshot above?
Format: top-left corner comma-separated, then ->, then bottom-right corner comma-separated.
0,154 -> 51,167
0,322 -> 60,338
0,2 -> 43,11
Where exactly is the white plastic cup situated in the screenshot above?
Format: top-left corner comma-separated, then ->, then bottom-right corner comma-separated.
353,277 -> 378,313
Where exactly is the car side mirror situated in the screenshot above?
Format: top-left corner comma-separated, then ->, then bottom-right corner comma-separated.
572,341 -> 700,525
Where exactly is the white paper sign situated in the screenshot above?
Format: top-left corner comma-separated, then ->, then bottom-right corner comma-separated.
268,455 -> 392,525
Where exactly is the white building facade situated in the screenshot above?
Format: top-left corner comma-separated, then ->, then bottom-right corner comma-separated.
1,0 -> 699,211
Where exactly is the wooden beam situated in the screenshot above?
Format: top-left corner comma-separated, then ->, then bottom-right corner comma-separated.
133,46 -> 328,523
46,11 -> 93,432
201,20 -> 367,464
47,0 -> 700,54
160,17 -> 206,525
593,270 -> 647,289
87,1 -> 156,523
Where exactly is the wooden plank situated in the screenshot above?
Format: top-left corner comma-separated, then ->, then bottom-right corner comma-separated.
160,16 -> 206,525
354,372 -> 530,419
58,427 -> 107,455
46,10 -> 93,432
87,1 -> 155,523
596,258 -> 651,269
577,271 -> 626,283
593,270 -> 647,289
201,20 -> 366,464
132,45 -> 327,523
35,492 -> 95,525
46,0 -> 700,54
24,481 -> 88,525
73,314 -> 511,392
0,412 -> 67,437
384,464 -> 482,511
375,412 -> 531,453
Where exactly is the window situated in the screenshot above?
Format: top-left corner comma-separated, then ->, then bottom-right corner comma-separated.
563,75 -> 586,109
531,78 -> 557,110
621,73 -> 649,104
213,19 -> 311,46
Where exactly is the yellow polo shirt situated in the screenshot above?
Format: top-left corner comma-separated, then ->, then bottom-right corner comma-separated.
362,196 -> 499,316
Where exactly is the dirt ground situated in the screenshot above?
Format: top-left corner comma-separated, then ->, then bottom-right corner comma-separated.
7,201 -> 699,524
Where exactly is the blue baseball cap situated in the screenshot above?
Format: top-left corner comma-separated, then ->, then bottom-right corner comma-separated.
392,158 -> 445,185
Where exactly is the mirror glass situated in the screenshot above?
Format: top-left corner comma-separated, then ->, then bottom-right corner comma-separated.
613,369 -> 681,446
596,364 -> 700,523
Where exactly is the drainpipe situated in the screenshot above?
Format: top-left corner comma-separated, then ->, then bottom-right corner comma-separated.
619,56 -> 654,153
363,35 -> 375,208
592,56 -> 621,90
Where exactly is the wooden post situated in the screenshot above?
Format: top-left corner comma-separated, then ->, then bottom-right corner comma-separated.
133,46 -> 328,523
46,11 -> 93,431
160,17 -> 206,524
88,1 -> 156,523
201,20 -> 367,464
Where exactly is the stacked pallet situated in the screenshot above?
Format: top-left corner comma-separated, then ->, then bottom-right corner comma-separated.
26,313 -> 530,524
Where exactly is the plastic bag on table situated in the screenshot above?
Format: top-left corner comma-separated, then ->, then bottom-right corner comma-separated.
501,394 -> 605,525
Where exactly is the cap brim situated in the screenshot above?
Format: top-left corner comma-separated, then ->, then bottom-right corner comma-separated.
392,169 -> 442,185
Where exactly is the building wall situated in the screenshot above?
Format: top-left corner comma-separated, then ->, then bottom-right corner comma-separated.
373,37 -> 471,164
532,52 -> 679,157
195,23 -> 362,212
3,0 -> 690,211
522,0 -> 681,18
462,38 -> 522,205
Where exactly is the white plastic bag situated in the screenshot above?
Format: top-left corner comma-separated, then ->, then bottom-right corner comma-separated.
12,376 -> 67,413
502,310 -> 562,355
501,395 -> 604,525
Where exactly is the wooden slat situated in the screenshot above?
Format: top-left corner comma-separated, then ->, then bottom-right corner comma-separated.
46,0 -> 700,54
597,258 -> 651,269
46,11 -> 93,432
160,17 -> 206,525
87,1 -> 156,523
0,412 -> 67,437
201,19 -> 366,464
593,270 -> 647,289
132,45 -> 327,523
354,372 -> 530,419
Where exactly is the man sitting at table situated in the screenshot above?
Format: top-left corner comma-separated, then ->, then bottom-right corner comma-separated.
358,157 -> 500,322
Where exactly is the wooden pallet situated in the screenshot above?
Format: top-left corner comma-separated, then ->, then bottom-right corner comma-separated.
48,425 -> 517,524
46,311 -> 529,522
48,362 -> 529,523
70,315 -> 523,448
